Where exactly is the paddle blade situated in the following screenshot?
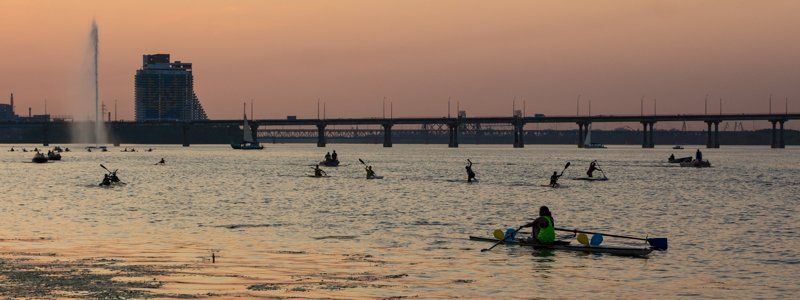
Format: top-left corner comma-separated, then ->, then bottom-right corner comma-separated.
590,234 -> 604,246
493,229 -> 505,240
359,159 -> 365,165
564,162 -> 571,169
647,238 -> 668,251
577,233 -> 589,245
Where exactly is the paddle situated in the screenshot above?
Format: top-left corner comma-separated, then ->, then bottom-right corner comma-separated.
99,164 -> 126,184
555,227 -> 668,250
481,225 -> 524,252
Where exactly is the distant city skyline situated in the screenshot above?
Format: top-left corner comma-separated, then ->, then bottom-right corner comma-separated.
0,1 -> 798,130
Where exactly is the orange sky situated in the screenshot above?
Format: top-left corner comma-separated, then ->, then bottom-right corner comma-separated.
0,0 -> 798,128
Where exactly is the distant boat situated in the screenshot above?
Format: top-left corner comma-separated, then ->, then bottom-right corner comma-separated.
673,145 -> 684,150
231,114 -> 263,150
583,124 -> 606,149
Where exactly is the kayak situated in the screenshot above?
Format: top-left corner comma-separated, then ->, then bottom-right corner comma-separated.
307,175 -> 330,178
367,176 -> 384,180
572,177 -> 608,181
668,156 -> 692,163
319,160 -> 340,167
539,184 -> 566,188
469,236 -> 653,257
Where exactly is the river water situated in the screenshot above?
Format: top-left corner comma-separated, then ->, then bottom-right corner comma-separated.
0,144 -> 797,298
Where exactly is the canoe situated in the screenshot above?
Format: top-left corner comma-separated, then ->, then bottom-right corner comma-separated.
367,176 -> 384,180
572,177 -> 608,181
668,156 -> 692,163
307,175 -> 330,178
469,236 -> 653,257
319,160 -> 340,167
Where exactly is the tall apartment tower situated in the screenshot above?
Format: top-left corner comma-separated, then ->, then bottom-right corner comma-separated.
134,54 -> 208,121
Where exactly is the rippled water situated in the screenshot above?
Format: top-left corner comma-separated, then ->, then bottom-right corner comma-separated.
0,144 -> 798,298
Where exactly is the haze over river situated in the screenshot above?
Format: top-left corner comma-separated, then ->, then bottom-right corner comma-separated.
0,144 -> 797,298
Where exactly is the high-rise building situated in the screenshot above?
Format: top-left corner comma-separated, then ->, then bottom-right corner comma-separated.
135,54 -> 208,121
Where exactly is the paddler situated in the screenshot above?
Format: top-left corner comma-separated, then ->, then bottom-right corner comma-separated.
695,149 -> 703,162
156,158 -> 165,165
331,150 -> 338,162
549,171 -> 563,187
324,152 -> 332,162
99,174 -> 112,186
669,153 -> 675,161
587,160 -> 601,177
365,165 -> 376,179
522,206 -> 556,245
465,159 -> 476,182
313,165 -> 327,177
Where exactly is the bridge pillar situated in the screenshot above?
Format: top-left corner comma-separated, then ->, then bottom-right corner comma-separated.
779,121 -> 786,148
448,123 -> 459,148
648,122 -> 656,148
316,123 -> 327,147
771,120 -> 778,148
42,124 -> 49,146
382,123 -> 393,147
713,121 -> 720,148
705,121 -> 713,148
577,123 -> 584,148
641,122 -> 648,148
182,124 -> 190,147
513,121 -> 525,148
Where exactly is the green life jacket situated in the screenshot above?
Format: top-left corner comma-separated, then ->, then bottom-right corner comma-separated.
537,216 -> 556,244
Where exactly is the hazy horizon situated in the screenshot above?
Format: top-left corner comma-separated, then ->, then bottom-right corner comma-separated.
1,0 -> 798,129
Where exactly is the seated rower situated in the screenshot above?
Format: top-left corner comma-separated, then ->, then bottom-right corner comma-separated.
314,165 -> 327,177
324,152 -> 332,162
669,153 -> 675,161
366,165 -> 376,179
522,206 -> 556,245
100,174 -> 112,186
587,160 -> 601,177
157,158 -> 165,165
466,159 -> 476,182
549,171 -> 563,188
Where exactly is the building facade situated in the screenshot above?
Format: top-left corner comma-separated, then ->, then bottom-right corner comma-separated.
134,54 -> 208,121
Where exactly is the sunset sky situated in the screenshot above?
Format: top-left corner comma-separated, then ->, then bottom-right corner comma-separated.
0,0 -> 798,129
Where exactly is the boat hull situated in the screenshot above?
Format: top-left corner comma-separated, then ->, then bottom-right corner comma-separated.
469,236 -> 653,257
668,156 -> 693,163
231,143 -> 264,150
319,160 -> 340,167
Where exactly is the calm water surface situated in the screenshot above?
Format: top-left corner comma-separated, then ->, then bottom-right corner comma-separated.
0,144 -> 798,298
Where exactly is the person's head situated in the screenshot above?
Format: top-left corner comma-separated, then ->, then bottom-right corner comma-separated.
553,171 -> 558,176
539,206 -> 551,217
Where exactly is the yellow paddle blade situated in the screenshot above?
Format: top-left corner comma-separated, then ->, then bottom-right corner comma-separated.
577,233 -> 589,245
493,229 -> 505,240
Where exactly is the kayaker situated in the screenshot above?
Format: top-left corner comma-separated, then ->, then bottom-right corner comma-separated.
695,149 -> 703,162
109,171 -> 121,183
157,158 -> 165,165
313,165 -> 327,177
324,152 -> 332,162
100,174 -> 112,186
549,171 -> 563,188
366,165 -> 376,179
587,160 -> 601,177
331,150 -> 338,162
522,206 -> 556,245
466,159 -> 476,182
669,153 -> 675,161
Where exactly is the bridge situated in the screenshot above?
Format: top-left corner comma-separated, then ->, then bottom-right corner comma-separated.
3,113 -> 796,148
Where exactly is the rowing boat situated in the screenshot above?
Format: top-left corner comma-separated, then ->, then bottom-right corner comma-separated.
572,177 -> 608,181
469,236 -> 653,257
